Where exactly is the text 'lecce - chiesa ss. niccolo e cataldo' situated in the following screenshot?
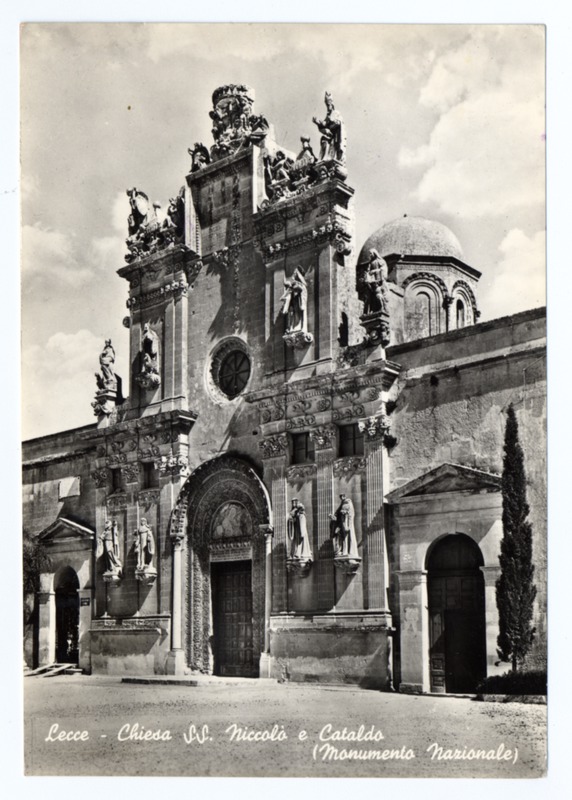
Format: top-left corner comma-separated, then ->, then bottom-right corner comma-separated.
23,84 -> 546,694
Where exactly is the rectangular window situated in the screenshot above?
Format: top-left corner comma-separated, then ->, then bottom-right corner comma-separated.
291,432 -> 315,464
110,468 -> 124,493
339,423 -> 364,457
142,462 -> 159,490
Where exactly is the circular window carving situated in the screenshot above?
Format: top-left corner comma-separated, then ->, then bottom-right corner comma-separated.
209,338 -> 252,401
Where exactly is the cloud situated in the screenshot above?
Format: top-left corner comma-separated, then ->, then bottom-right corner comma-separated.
89,235 -> 126,272
480,229 -> 545,320
21,224 -> 92,287
22,329 -> 103,439
399,28 -> 545,218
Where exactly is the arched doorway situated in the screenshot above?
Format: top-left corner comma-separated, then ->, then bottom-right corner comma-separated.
427,534 -> 486,693
54,566 -> 80,664
171,456 -> 271,678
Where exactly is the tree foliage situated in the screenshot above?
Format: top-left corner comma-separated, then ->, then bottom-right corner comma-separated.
23,529 -> 51,596
496,404 -> 537,671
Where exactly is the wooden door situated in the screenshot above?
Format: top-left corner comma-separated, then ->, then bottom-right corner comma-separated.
211,561 -> 255,677
428,535 -> 486,693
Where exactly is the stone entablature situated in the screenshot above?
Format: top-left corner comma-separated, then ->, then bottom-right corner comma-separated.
84,409 -> 197,491
246,362 -> 400,441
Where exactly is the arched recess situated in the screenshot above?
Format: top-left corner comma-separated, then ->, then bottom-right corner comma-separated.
451,280 -> 479,328
402,275 -> 446,339
425,533 -> 486,693
54,566 -> 80,664
170,455 -> 272,676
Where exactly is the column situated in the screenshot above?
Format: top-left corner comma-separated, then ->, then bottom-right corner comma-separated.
397,569 -> 430,693
37,590 -> 55,667
480,564 -> 502,676
259,435 -> 288,611
166,536 -> 185,674
77,588 -> 93,672
259,524 -> 274,677
312,427 -> 336,610
359,415 -> 390,611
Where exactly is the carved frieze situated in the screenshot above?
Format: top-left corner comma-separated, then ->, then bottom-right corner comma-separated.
259,434 -> 289,459
106,492 -> 127,512
137,489 -> 161,508
286,415 -> 316,430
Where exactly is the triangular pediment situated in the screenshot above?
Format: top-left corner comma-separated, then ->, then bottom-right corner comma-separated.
386,463 -> 501,503
39,517 -> 95,543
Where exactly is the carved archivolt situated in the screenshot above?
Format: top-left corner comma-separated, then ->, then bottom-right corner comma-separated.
451,279 -> 480,320
402,271 -> 449,302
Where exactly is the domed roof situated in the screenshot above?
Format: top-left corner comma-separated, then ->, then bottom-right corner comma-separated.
359,216 -> 464,263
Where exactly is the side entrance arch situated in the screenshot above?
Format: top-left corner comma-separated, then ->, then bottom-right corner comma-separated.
427,534 -> 486,693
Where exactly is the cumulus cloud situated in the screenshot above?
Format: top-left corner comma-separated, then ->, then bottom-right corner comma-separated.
89,235 -> 126,272
481,229 -> 545,320
399,28 -> 545,218
21,223 -> 92,287
22,329 -> 103,439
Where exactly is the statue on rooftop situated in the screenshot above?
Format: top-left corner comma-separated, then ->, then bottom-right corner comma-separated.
312,92 -> 346,164
188,143 -> 211,172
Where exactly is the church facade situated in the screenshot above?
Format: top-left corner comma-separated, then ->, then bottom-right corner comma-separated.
22,85 -> 546,693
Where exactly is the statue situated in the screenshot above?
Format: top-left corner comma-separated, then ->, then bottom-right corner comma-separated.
362,249 -> 389,315
100,520 -> 122,576
188,142 -> 211,172
134,518 -> 155,572
330,494 -> 359,559
136,323 -> 161,389
95,339 -> 117,391
127,188 -> 158,238
163,187 -> 185,240
287,498 -> 313,561
280,268 -> 308,333
312,92 -> 346,164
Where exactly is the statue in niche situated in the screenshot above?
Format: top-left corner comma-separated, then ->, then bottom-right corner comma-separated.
362,249 -> 389,315
188,142 -> 211,172
95,339 -> 117,391
136,323 -> 161,389
287,498 -> 313,561
100,520 -> 123,576
312,92 -> 346,164
134,518 -> 156,571
281,268 -> 308,333
330,494 -> 359,559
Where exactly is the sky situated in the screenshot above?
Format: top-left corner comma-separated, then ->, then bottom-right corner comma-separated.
20,22 -> 546,440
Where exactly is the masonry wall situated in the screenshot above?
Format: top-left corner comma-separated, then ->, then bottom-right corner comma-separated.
386,307 -> 547,667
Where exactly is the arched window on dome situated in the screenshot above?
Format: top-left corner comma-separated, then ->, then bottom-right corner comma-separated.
456,299 -> 466,329
413,292 -> 433,338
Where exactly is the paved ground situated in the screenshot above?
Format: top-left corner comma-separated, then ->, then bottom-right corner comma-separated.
24,675 -> 546,778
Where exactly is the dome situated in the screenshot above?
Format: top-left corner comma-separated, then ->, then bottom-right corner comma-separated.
359,216 -> 464,263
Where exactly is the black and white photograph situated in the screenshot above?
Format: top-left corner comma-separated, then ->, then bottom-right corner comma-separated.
17,15 -> 551,782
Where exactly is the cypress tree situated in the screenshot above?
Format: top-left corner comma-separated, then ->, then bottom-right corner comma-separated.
496,404 -> 537,672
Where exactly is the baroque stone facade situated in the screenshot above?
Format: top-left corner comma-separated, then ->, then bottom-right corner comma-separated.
22,84 -> 546,693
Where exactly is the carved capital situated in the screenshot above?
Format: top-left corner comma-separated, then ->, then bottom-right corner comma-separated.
286,463 -> 318,480
308,424 -> 337,450
333,457 -> 367,477
358,414 -> 391,441
91,468 -> 109,489
155,453 -> 190,478
259,434 -> 288,460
